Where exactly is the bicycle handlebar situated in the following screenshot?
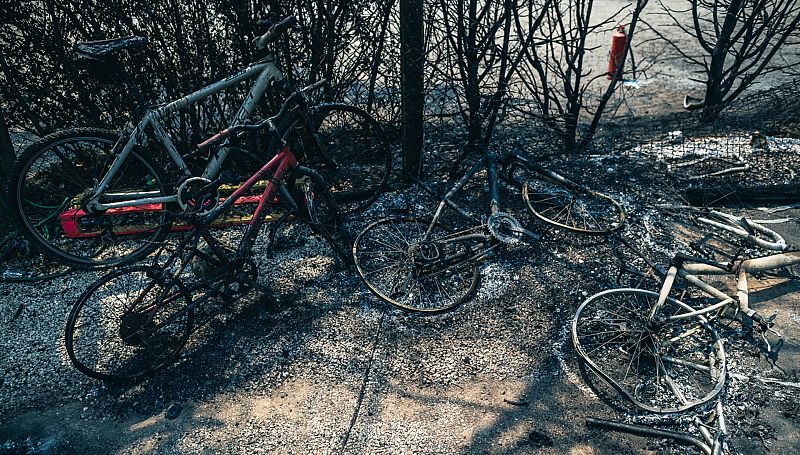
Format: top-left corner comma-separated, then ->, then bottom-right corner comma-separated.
672,252 -> 731,271
254,16 -> 297,50
196,79 -> 326,150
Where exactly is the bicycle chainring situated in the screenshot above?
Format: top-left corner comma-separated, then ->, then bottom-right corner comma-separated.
225,257 -> 258,296
486,212 -> 524,244
177,177 -> 219,215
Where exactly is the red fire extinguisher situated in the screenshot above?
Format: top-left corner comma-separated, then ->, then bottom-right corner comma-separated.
607,24 -> 628,80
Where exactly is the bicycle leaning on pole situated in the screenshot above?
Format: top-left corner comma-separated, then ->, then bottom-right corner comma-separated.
6,16 -> 390,269
64,83 -> 352,381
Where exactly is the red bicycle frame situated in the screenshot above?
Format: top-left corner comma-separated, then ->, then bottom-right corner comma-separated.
59,146 -> 297,238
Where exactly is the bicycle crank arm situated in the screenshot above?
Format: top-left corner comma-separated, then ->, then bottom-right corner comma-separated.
509,225 -> 540,242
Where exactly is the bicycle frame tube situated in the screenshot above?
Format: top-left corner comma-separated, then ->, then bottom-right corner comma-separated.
201,58 -> 284,180
90,59 -> 284,211
486,151 -> 501,215
509,149 -> 583,192
662,251 -> 800,321
651,266 -> 680,321
423,153 -> 493,239
202,145 -> 298,255
419,245 -> 488,277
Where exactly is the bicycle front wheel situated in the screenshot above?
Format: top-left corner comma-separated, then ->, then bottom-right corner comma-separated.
353,218 -> 480,313
65,266 -> 194,381
8,128 -> 172,268
289,166 -> 354,266
521,168 -> 625,235
572,288 -> 726,413
305,104 -> 391,214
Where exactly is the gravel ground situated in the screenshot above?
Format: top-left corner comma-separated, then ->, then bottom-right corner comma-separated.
2,133 -> 800,454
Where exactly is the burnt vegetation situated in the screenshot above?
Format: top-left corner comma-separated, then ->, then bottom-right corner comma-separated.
651,0 -> 800,122
1,0 -> 797,151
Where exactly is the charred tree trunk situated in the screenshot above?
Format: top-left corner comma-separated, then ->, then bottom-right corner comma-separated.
578,0 -> 649,150
0,109 -> 14,209
401,0 -> 425,177
702,0 -> 743,123
654,0 -> 800,123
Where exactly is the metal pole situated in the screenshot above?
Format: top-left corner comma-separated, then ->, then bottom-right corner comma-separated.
400,0 -> 424,178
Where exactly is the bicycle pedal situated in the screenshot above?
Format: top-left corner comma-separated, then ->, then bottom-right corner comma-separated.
518,226 -> 541,241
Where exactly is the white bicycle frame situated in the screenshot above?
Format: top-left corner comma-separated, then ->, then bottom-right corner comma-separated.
655,251 -> 800,323
650,212 -> 800,325
85,55 -> 285,212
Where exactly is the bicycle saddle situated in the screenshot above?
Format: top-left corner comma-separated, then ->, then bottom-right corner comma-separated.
73,36 -> 148,60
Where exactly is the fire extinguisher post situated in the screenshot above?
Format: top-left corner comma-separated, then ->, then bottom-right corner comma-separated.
607,24 -> 628,80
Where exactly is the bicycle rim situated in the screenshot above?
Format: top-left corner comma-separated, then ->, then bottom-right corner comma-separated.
65,266 -> 193,381
13,129 -> 171,268
522,171 -> 625,235
572,288 -> 726,413
353,217 -> 479,313
307,104 -> 391,214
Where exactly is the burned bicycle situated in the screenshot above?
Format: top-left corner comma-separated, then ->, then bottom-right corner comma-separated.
353,147 -> 626,313
64,85 -> 352,381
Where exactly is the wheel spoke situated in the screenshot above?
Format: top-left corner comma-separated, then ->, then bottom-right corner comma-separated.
572,289 -> 725,413
523,170 -> 623,234
13,131 -> 171,267
354,218 -> 478,313
65,266 -> 193,380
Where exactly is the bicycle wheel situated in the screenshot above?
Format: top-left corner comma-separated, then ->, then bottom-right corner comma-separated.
8,128 -> 172,268
289,166 -> 354,265
353,217 -> 480,313
304,104 -> 391,214
65,265 -> 193,381
696,210 -> 787,252
572,288 -> 726,413
520,167 -> 625,235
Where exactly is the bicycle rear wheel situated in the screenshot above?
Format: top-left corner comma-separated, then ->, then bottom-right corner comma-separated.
520,167 -> 625,235
65,265 -> 193,381
8,128 -> 172,268
353,217 -> 479,313
289,166 -> 354,265
305,104 -> 391,214
572,288 -> 726,413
